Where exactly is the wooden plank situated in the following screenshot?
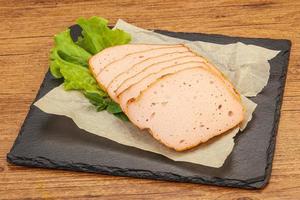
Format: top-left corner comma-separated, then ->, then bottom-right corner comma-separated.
0,0 -> 299,199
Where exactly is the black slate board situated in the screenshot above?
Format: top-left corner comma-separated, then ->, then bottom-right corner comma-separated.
7,26 -> 291,189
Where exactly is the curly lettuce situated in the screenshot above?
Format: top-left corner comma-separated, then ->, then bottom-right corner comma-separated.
76,17 -> 131,54
49,17 -> 131,120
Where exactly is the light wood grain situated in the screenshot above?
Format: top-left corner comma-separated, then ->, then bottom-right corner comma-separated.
0,0 -> 300,199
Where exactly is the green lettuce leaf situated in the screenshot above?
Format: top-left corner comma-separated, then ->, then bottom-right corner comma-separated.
76,17 -> 131,54
49,16 -> 131,121
55,59 -> 106,95
84,91 -> 128,121
50,29 -> 92,78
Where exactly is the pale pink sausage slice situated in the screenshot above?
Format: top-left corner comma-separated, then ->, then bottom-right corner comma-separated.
97,45 -> 188,90
113,55 -> 205,99
200,59 -> 240,99
185,46 -> 240,99
106,51 -> 195,101
126,67 -> 244,151
118,62 -> 207,112
89,44 -> 176,77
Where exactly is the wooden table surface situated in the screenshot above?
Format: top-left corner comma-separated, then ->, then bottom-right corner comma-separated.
1,0 -> 300,199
